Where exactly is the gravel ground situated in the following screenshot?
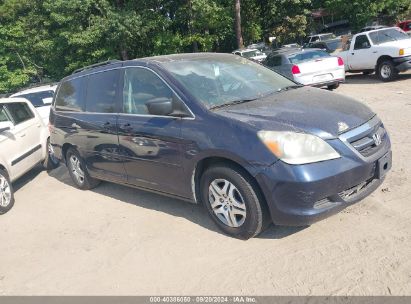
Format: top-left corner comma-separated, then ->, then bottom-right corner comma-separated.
0,72 -> 410,295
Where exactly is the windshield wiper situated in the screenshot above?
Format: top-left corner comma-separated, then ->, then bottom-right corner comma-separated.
277,84 -> 303,92
209,98 -> 258,110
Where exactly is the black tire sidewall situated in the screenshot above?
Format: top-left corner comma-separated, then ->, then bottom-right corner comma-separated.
0,169 -> 14,214
66,148 -> 99,190
378,60 -> 397,82
200,165 -> 266,239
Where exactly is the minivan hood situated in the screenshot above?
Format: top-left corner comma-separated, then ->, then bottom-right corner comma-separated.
215,87 -> 375,139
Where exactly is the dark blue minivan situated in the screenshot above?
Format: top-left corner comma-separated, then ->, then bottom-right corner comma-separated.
49,53 -> 392,239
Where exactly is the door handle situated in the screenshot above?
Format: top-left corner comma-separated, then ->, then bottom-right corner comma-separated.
71,123 -> 80,129
20,133 -> 26,138
103,121 -> 111,128
351,53 -> 355,55
373,51 -> 378,53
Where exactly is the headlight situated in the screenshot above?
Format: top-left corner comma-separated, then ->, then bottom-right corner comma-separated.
258,131 -> 340,165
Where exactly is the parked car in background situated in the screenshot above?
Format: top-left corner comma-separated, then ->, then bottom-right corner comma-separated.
49,54 -> 392,239
10,84 -> 57,125
338,27 -> 411,81
232,48 -> 267,62
303,33 -> 336,46
307,39 -> 343,54
0,98 -> 58,214
263,48 -> 345,90
358,25 -> 387,33
397,20 -> 411,35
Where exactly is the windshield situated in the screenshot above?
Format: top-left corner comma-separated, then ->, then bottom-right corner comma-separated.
288,50 -> 330,64
15,91 -> 54,107
321,34 -> 336,40
242,50 -> 262,58
162,55 -> 295,109
369,28 -> 410,45
326,40 -> 342,51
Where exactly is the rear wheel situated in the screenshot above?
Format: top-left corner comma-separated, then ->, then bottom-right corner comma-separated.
327,83 -> 339,90
377,60 -> 397,82
0,169 -> 14,215
66,148 -> 100,190
200,164 -> 270,239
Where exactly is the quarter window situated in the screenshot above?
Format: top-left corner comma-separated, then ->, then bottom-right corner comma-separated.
6,102 -> 34,124
55,78 -> 85,112
85,69 -> 120,113
267,55 -> 282,67
122,68 -> 173,115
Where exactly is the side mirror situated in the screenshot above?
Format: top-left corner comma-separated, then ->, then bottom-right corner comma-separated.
145,95 -> 192,118
145,97 -> 173,116
0,121 -> 13,133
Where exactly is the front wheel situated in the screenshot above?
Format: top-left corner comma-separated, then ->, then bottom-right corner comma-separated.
200,164 -> 270,239
377,60 -> 397,82
0,169 -> 14,215
66,148 -> 100,190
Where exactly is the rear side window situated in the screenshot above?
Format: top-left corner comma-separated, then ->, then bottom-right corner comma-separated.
266,55 -> 282,67
55,78 -> 85,112
85,69 -> 120,113
288,51 -> 329,64
6,102 -> 34,124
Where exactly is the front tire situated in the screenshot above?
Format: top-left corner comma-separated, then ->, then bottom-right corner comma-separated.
200,164 -> 270,239
377,60 -> 397,82
66,148 -> 100,190
0,169 -> 14,215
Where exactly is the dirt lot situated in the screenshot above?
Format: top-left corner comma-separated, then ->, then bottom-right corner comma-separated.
1,72 -> 410,296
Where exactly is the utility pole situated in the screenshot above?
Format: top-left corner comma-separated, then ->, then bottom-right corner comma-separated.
234,0 -> 244,49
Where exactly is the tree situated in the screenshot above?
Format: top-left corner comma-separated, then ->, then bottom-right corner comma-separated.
234,0 -> 244,49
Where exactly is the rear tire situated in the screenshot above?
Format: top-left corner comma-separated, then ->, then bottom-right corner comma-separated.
327,83 -> 339,90
0,169 -> 14,215
377,60 -> 397,82
200,164 -> 270,239
66,148 -> 100,190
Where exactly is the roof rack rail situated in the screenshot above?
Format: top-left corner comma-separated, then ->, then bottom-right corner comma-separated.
72,59 -> 122,74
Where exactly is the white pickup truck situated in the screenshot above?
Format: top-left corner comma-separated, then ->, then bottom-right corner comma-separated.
339,27 -> 411,81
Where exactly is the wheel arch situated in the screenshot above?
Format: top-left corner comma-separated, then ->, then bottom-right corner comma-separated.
61,143 -> 75,164
192,156 -> 268,211
375,55 -> 393,69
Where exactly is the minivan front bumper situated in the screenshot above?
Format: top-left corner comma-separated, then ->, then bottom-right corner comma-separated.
255,134 -> 391,226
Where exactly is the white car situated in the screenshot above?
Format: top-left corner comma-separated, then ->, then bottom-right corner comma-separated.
339,27 -> 411,81
232,48 -> 267,62
263,48 -> 345,90
0,98 -> 58,214
10,84 -> 57,125
304,33 -> 336,45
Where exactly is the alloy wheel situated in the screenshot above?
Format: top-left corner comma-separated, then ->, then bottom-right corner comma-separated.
69,155 -> 85,185
208,179 -> 246,228
380,64 -> 392,79
0,174 -> 12,208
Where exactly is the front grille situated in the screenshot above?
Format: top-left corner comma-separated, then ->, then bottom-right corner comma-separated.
340,116 -> 388,158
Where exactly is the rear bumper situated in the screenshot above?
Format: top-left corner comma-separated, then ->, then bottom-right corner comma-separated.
255,138 -> 391,226
393,55 -> 411,72
295,68 -> 345,87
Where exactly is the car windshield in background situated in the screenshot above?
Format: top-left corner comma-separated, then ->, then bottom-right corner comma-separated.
288,50 -> 329,64
322,34 -> 336,40
163,55 -> 295,109
16,91 -> 54,107
326,40 -> 342,51
242,50 -> 262,58
369,28 -> 410,45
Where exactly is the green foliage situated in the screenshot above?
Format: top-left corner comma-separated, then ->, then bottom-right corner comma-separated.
0,0 -> 409,93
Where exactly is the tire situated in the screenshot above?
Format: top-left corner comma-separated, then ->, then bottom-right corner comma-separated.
327,83 -> 339,90
0,169 -> 14,215
42,139 -> 60,171
377,60 -> 397,82
66,148 -> 100,190
200,164 -> 270,239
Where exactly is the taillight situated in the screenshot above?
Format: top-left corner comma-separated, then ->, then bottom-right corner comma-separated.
291,65 -> 301,74
337,57 -> 344,66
